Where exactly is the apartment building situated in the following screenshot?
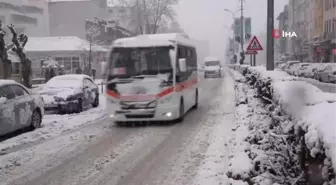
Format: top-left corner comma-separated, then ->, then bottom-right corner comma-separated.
310,0 -> 325,62
287,0 -> 314,61
47,0 -> 106,38
277,5 -> 289,54
322,0 -> 336,62
0,0 -> 48,39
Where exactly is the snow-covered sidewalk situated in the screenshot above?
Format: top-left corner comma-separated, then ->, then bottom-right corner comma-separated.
230,64 -> 336,184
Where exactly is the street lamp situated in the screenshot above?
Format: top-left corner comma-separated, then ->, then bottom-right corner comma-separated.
224,8 -> 243,49
224,8 -> 242,55
224,8 -> 242,18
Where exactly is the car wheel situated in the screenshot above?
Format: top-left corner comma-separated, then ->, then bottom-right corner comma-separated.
176,99 -> 184,123
192,89 -> 198,109
30,109 -> 42,130
76,98 -> 83,113
92,93 -> 99,107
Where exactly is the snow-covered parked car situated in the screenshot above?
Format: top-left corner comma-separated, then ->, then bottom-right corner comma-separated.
287,62 -> 302,75
314,64 -> 336,83
282,61 -> 300,71
0,80 -> 44,136
294,63 -> 311,76
39,74 -> 99,114
299,63 -> 324,78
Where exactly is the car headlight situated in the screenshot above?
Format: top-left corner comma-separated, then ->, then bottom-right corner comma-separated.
147,100 -> 157,108
54,96 -> 65,102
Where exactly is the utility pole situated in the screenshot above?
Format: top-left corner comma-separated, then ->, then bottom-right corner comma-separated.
239,0 -> 245,64
266,0 -> 274,70
240,0 -> 244,51
89,35 -> 92,75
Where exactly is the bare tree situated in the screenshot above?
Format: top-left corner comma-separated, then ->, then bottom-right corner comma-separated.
7,24 -> 32,88
0,20 -> 12,79
83,20 -> 102,75
118,0 -> 179,34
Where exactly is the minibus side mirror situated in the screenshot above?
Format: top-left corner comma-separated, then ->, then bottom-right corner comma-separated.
178,58 -> 187,72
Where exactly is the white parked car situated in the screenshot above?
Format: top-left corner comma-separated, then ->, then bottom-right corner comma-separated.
315,65 -> 336,83
0,80 -> 44,136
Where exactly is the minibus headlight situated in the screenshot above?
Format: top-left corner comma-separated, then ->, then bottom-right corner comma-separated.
147,100 -> 157,108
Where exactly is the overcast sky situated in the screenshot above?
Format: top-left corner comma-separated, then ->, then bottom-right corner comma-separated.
174,0 -> 289,59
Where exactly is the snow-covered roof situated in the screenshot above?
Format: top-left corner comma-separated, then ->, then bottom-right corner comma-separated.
25,36 -> 108,52
52,74 -> 91,80
0,79 -> 18,86
204,56 -> 220,62
112,33 -> 195,48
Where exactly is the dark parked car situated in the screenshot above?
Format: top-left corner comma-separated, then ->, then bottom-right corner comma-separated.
0,80 -> 44,136
39,74 -> 99,114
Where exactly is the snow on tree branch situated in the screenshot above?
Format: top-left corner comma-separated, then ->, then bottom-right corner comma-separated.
117,0 -> 179,34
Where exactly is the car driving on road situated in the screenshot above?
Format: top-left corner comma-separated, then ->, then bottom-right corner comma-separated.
0,80 -> 44,136
203,57 -> 222,78
39,74 -> 99,114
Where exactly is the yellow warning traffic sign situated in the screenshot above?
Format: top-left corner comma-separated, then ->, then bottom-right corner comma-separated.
246,36 -> 263,51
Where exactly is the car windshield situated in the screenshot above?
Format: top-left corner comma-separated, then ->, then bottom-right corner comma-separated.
205,61 -> 220,66
108,47 -> 173,80
45,78 -> 82,89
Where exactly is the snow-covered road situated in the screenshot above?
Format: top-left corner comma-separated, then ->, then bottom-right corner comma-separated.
0,70 -> 236,185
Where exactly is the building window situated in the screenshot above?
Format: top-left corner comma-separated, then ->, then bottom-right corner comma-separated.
326,0 -> 328,10
54,56 -> 81,74
71,57 -> 80,73
324,21 -> 328,32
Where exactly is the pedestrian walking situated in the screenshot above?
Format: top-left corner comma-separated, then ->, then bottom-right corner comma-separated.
76,67 -> 82,74
92,68 -> 96,80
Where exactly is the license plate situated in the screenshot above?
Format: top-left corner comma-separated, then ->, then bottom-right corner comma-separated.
45,104 -> 57,108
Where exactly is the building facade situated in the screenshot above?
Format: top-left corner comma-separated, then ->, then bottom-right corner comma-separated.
0,1 -> 48,41
48,0 -> 107,38
311,0 -> 325,62
322,0 -> 336,62
25,36 -> 108,79
277,5 -> 289,55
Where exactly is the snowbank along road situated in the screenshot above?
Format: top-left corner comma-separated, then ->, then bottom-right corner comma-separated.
0,68 -> 236,185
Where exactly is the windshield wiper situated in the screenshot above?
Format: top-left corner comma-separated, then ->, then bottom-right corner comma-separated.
132,75 -> 158,79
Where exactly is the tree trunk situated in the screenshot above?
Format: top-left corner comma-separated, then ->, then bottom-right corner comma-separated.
21,58 -> 32,88
3,59 -> 12,79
